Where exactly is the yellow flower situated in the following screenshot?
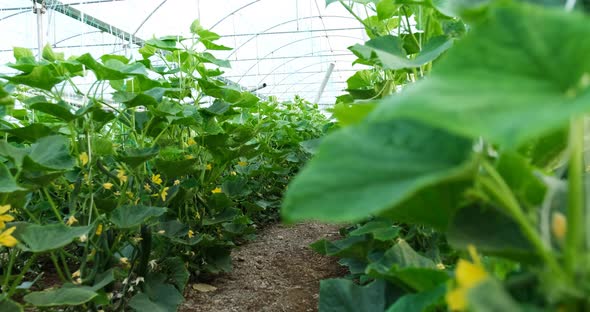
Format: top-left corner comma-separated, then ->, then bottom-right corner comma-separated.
436,263 -> 446,270
0,227 -> 18,247
72,270 -> 81,278
185,155 -> 195,160
114,191 -> 121,196
188,230 -> 194,238
66,215 -> 78,226
119,257 -> 129,265
445,245 -> 488,311
552,212 -> 567,241
69,184 -> 75,190
230,171 -> 237,176
211,187 -> 222,194
161,187 -> 170,201
206,164 -> 212,170
187,138 -> 197,146
157,230 -> 166,235
103,182 -> 114,190
79,152 -> 89,166
117,169 -> 128,184
195,211 -> 201,220
174,180 -> 180,186
0,205 -> 15,229
151,174 -> 162,185
126,191 -> 134,199
95,224 -> 103,236
144,183 -> 152,193
238,161 -> 248,167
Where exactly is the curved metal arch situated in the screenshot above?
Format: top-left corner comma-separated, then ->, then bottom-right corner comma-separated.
256,51 -> 354,89
54,30 -> 102,45
210,0 -> 263,30
264,56 -> 351,94
237,34 -> 362,83
0,10 -> 28,23
227,15 -> 356,58
133,0 -> 168,36
276,72 -> 324,98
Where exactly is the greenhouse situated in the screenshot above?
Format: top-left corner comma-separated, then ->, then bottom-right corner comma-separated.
0,0 -> 589,311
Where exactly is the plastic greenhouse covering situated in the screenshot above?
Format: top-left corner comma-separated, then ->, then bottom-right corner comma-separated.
0,0 -> 381,106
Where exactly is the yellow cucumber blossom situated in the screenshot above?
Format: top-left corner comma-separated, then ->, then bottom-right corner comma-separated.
188,230 -> 194,238
103,182 -> 114,190
230,171 -> 237,176
79,152 -> 89,166
144,183 -> 152,193
151,174 -> 162,185
117,169 -> 128,184
174,180 -> 180,186
95,224 -> 103,236
552,212 -> 567,241
161,187 -> 170,201
0,205 -> 15,229
187,138 -> 197,146
237,161 -> 248,167
119,257 -> 129,265
445,245 -> 489,311
211,187 -> 222,194
66,215 -> 78,226
0,227 -> 18,247
206,164 -> 212,170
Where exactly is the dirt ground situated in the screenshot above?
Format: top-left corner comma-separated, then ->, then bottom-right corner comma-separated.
180,222 -> 345,312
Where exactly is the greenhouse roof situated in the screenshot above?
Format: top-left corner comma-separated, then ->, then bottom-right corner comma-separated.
0,0 -> 374,105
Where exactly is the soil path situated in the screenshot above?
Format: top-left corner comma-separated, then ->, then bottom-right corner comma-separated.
180,222 -> 344,312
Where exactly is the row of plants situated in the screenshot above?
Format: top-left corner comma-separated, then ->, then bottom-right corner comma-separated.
0,20 -> 329,311
283,0 -> 590,311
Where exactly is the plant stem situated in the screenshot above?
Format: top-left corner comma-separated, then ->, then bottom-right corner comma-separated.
8,254 -> 38,297
2,249 -> 17,292
565,117 -> 585,274
42,188 -> 63,223
480,162 -> 565,277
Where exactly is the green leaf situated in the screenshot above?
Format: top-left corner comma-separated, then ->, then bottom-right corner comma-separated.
377,0 -> 397,20
23,135 -> 75,171
349,221 -> 400,241
495,152 -> 546,209
319,279 -> 395,312
14,47 -> 34,60
447,205 -> 535,262
146,38 -> 179,51
2,66 -> 64,91
128,282 -> 184,312
14,223 -> 91,253
190,19 -> 204,34
0,123 -> 55,142
366,241 -> 449,291
30,101 -> 76,122
0,162 -> 25,193
467,279 -> 521,312
282,120 -> 474,228
24,286 -> 97,307
332,102 -> 377,126
350,35 -> 453,70
118,146 -> 160,168
370,3 -> 590,148
162,257 -> 189,292
0,298 -> 23,312
310,235 -> 372,259
42,44 -> 64,62
91,269 -> 115,291
386,284 -> 446,312
77,54 -> 148,80
432,0 -> 490,18
110,205 -> 167,229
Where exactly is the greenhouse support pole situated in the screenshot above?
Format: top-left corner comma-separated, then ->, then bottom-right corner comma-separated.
314,63 -> 335,104
34,1 -> 46,60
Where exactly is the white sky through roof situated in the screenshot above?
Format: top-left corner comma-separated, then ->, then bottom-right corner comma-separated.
0,0 -> 374,105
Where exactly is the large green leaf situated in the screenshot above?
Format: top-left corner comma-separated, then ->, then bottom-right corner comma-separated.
319,279 -> 398,312
366,241 -> 449,291
23,135 -> 75,171
30,101 -> 76,122
118,146 -> 160,168
447,205 -> 536,262
369,3 -> 590,148
350,35 -> 453,70
110,205 -> 167,229
24,286 -> 97,307
0,298 -> 23,311
0,123 -> 55,142
281,120 -> 474,227
386,284 -> 446,312
467,279 -> 521,311
14,223 -> 91,253
0,162 -> 25,193
77,54 -> 148,80
2,66 -> 64,91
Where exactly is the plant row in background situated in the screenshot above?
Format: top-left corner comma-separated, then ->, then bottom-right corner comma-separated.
283,0 -> 590,311
0,21 -> 329,311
